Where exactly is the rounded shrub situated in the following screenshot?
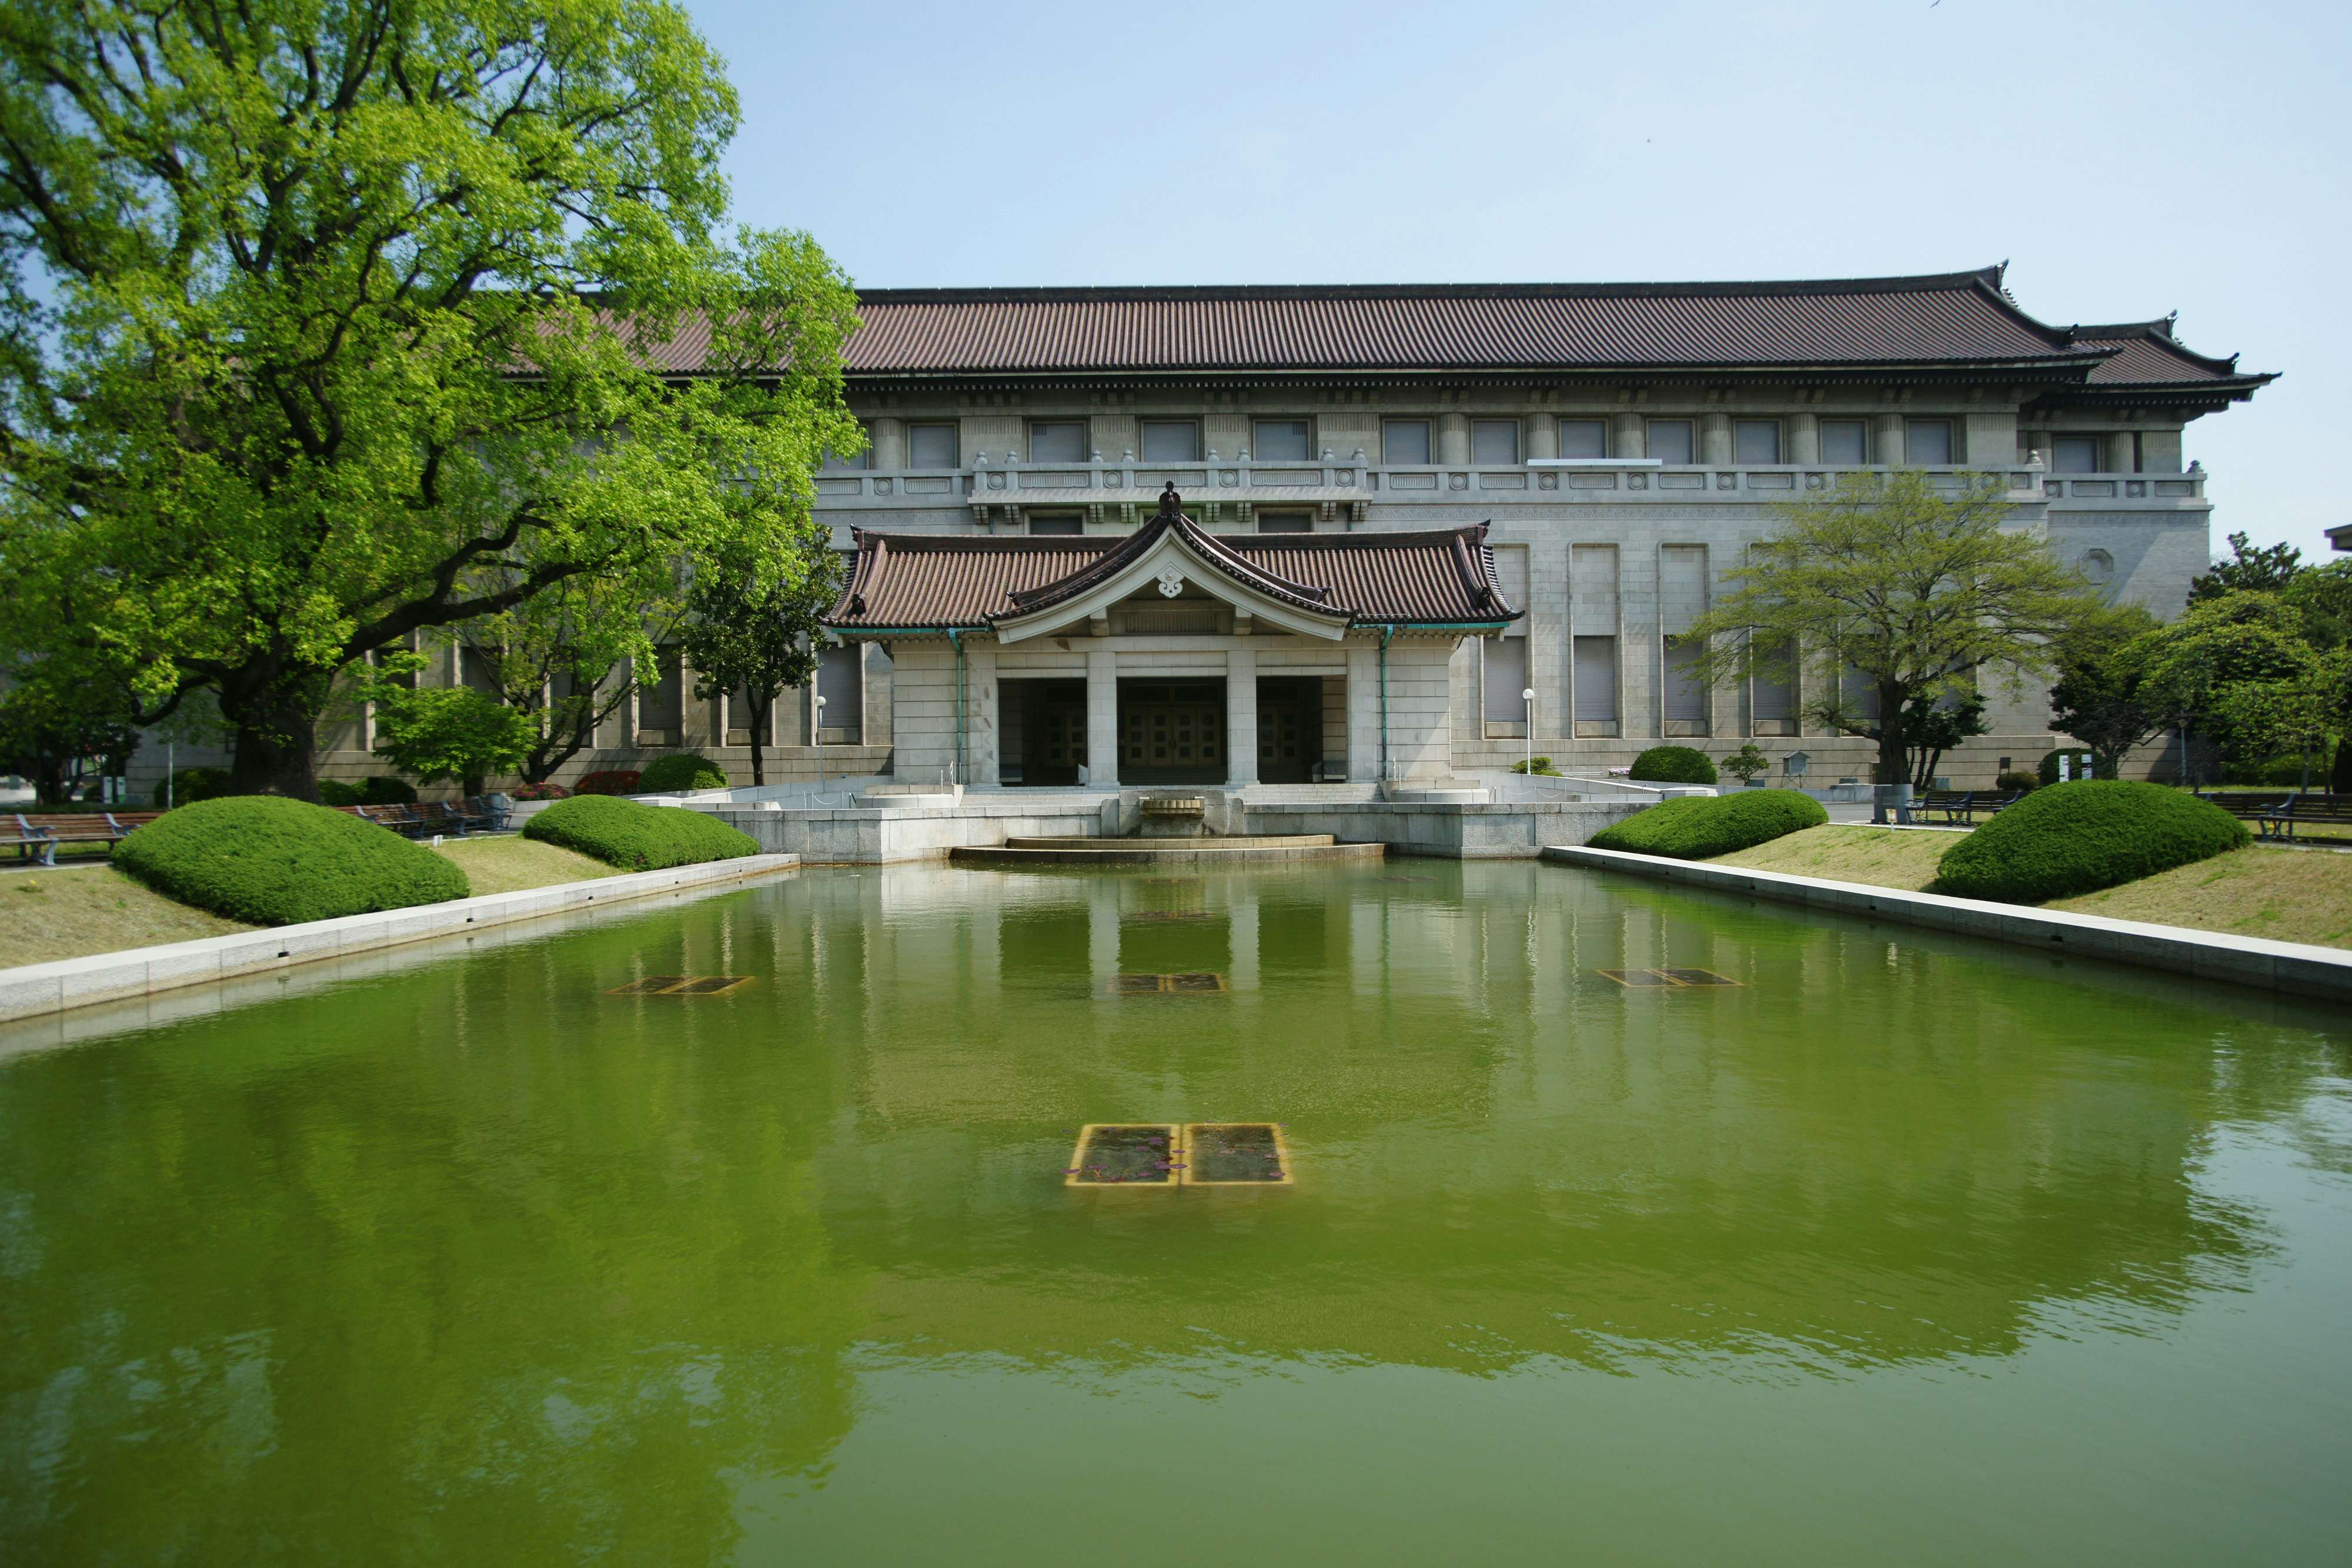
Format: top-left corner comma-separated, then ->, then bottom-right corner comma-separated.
574,770 -> 643,796
2037,748 -> 2096,787
1628,745 -> 1718,785
1995,770 -> 2040,795
361,775 -> 418,805
639,753 -> 728,793
1934,780 -> 2249,904
1586,788 -> 1827,860
153,765 -> 235,808
316,778 -> 365,807
522,794 -> 759,871
115,796 -> 469,925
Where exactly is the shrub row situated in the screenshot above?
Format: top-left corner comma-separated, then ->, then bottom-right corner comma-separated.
1586,788 -> 1826,860
1934,781 -> 2247,904
316,775 -> 419,807
574,770 -> 643,796
639,753 -> 729,793
520,794 -> 759,871
115,797 -> 469,925
1628,745 -> 1717,785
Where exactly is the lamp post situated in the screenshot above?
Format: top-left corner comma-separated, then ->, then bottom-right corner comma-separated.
813,694 -> 826,792
1522,688 -> 1536,777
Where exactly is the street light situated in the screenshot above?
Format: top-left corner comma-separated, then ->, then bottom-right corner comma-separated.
813,694 -> 826,792
1522,688 -> 1536,777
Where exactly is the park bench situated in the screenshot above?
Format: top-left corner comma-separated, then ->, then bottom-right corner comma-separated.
1916,789 -> 2021,825
4,810 -> 164,866
352,802 -> 430,836
2200,791 -> 2352,843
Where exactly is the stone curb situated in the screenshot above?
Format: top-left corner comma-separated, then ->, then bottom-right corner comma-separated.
0,854 -> 801,1024
1539,845 -> 2352,1003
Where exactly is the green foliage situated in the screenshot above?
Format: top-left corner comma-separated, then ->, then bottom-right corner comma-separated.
1629,745 -> 1718,784
154,765 -> 236,809
1934,781 -> 2249,904
575,770 -> 643,796
2127,593 -> 2346,780
640,754 -> 729,793
2039,748 -> 2096,787
115,797 -> 469,925
1587,789 -> 1828,859
369,686 -> 539,797
1682,472 -> 2096,784
2190,532 -> 2303,603
1718,743 -> 1770,784
363,776 -> 418,805
456,570 -> 686,785
521,794 -> 756,871
679,546 -> 838,785
1509,756 -> 1561,776
0,0 -> 861,798
316,779 -> 365,807
2049,601 -> 2166,778
1996,770 -> 2040,794
0,670 -> 139,803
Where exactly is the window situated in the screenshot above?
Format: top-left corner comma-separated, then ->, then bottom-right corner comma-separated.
1752,635 -> 1796,734
1382,419 -> 1432,464
1663,636 -> 1708,732
1027,513 -> 1083,536
820,423 -> 872,472
1557,419 -> 1608,459
2053,435 -> 2103,474
1647,419 -> 1695,464
908,422 -> 958,468
816,644 -> 862,743
1252,419 -> 1311,460
1256,512 -> 1312,534
727,686 -> 772,747
1733,419 -> 1782,464
459,647 -> 502,697
1138,419 -> 1201,462
1482,637 -> 1529,725
1028,421 -> 1087,463
636,647 -> 683,734
1839,667 -> 1881,723
1471,419 -> 1520,464
1573,636 -> 1619,725
1820,419 -> 1869,464
1904,419 -> 1953,466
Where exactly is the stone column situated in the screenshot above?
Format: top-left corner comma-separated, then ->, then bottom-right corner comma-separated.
1436,412 -> 1471,465
1347,642 -> 1381,781
965,643 -> 999,786
1612,412 -> 1646,459
1225,647 -> 1258,786
1700,412 -> 1733,466
1085,648 -> 1118,785
1788,412 -> 1820,464
1525,412 -> 1558,460
1875,413 -> 1906,466
867,416 -> 907,470
2106,430 -> 2137,474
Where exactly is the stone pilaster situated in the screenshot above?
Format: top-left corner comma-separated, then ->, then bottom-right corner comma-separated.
1225,647 -> 1258,785
1436,412 -> 1470,466
1700,412 -> 1733,466
1612,412 -> 1645,459
1525,412 -> 1558,460
1085,648 -> 1118,784
1875,412 -> 1907,466
867,416 -> 906,470
1789,412 -> 1820,464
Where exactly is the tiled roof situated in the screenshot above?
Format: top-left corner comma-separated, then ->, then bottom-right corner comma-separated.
834,268 -> 2092,375
2073,320 -> 2266,387
826,519 -> 1516,632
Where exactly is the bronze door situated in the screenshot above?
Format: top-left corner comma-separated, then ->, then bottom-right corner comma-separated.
1117,682 -> 1226,784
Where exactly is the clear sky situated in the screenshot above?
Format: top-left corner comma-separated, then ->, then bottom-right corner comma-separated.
683,0 -> 2347,562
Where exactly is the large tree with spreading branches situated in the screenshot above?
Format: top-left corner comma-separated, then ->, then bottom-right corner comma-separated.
0,0 -> 861,798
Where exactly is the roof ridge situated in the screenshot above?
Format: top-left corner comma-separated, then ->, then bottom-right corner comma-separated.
852,268 -> 2006,306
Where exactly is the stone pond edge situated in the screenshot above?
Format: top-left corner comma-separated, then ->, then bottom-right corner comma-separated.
1541,845 -> 2352,1004
0,853 -> 803,1024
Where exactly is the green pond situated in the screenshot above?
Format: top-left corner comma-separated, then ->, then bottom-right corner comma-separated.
4,861 -> 2350,1565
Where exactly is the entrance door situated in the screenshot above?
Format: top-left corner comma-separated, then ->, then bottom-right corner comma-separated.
1012,679 -> 1087,785
1118,681 -> 1226,785
1255,677 -> 1321,784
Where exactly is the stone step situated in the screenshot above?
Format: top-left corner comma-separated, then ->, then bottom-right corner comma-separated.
1004,834 -> 1339,850
952,838 -> 1384,867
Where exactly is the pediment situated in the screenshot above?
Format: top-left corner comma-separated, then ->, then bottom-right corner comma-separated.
993,527 -> 1350,643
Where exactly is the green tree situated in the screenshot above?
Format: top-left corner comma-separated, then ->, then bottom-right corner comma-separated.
2127,593 -> 2346,789
454,564 -> 685,784
0,664 -> 138,802
676,544 -> 838,786
2189,531 -> 2303,603
0,0 -> 861,800
2047,601 -> 2166,780
1683,472 -> 2096,785
368,680 -> 539,798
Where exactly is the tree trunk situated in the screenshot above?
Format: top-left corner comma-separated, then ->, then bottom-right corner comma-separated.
1875,679 -> 1907,785
747,691 -> 769,787
219,666 -> 329,800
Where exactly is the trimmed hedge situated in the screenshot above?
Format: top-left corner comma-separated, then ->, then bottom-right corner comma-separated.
1934,780 -> 2249,904
115,795 -> 469,925
640,753 -> 727,793
1586,788 -> 1827,860
574,770 -> 642,796
521,794 -> 759,871
1629,745 -> 1718,785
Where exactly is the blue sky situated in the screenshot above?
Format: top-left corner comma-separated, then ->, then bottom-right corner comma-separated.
683,0 -> 2346,561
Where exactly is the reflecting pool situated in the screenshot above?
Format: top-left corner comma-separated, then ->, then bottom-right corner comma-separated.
4,862 -> 2350,1564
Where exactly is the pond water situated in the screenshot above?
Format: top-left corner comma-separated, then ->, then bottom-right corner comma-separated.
4,862 -> 2350,1565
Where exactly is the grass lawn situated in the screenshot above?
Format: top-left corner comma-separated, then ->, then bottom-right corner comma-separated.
1708,824 -> 2352,950
0,834 -> 621,970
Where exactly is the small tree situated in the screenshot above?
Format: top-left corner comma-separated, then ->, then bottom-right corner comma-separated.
2127,593 -> 2343,789
456,567 -> 685,785
2189,532 -> 2303,604
2048,601 -> 2166,780
676,547 -> 840,786
369,684 -> 539,798
1683,472 -> 2096,785
1719,743 -> 1769,785
0,667 -> 138,803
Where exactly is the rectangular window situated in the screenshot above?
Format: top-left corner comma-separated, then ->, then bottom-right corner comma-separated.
1573,636 -> 1619,723
2053,434 -> 2103,473
1252,419 -> 1311,460
1028,421 -> 1088,463
908,422 -> 958,468
1819,419 -> 1869,464
1647,419 -> 1695,464
1905,419 -> 1954,466
1663,637 -> 1708,731
820,423 -> 872,472
1382,419 -> 1432,464
1471,419 -> 1520,465
636,647 -> 683,733
816,644 -> 862,743
459,647 -> 503,698
1255,511 -> 1312,534
1556,419 -> 1608,459
1027,513 -> 1083,536
1752,635 -> 1796,732
1733,419 -> 1782,464
727,686 -> 772,747
1482,637 -> 1529,724
1138,419 -> 1201,462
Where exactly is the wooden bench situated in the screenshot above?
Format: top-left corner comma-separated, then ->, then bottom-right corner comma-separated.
1916,790 -> 2021,825
2201,791 -> 2352,842
4,811 -> 164,866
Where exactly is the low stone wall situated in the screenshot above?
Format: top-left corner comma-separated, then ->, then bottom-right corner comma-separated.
715,797 -> 1114,864
1542,845 -> 2352,1003
1244,799 -> 1644,858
